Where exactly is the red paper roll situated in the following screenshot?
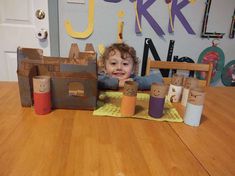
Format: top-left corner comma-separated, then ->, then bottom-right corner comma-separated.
33,92 -> 51,115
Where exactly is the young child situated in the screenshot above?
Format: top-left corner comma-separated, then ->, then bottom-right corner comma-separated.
98,43 -> 162,90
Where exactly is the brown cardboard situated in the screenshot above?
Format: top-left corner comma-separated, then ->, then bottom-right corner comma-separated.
123,81 -> 138,96
17,43 -> 98,110
184,77 -> 199,89
150,83 -> 168,98
171,74 -> 184,86
188,88 -> 206,105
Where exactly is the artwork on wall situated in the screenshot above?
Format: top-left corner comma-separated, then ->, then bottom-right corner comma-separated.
165,0 -> 174,33
167,0 -> 195,35
135,0 -> 165,37
141,38 -> 175,77
135,0 -> 195,37
201,0 -> 225,39
64,0 -> 94,38
229,9 -> 235,39
117,10 -> 125,43
133,0 -> 142,33
98,10 -> 125,55
196,41 -> 225,83
221,60 -> 235,86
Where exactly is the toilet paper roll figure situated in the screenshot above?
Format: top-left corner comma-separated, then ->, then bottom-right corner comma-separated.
148,83 -> 168,118
181,77 -> 199,106
33,76 -> 51,115
184,88 -> 206,127
120,81 -> 138,116
168,74 -> 184,102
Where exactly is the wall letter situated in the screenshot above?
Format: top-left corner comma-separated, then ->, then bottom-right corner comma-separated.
229,9 -> 235,39
168,0 -> 195,34
201,0 -> 224,38
64,0 -> 94,39
141,38 -> 175,76
135,0 -> 165,37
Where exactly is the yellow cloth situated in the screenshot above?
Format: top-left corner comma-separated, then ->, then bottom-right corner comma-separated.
93,92 -> 183,122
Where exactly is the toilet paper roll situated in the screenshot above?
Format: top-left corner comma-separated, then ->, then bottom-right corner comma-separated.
168,84 -> 183,102
171,74 -> 184,86
150,83 -> 168,98
33,92 -> 51,115
184,102 -> 203,127
181,88 -> 190,106
123,81 -> 138,97
33,76 -> 51,115
188,88 -> 206,105
120,81 -> 138,116
148,96 -> 165,118
120,95 -> 136,116
184,77 -> 199,89
33,76 -> 50,93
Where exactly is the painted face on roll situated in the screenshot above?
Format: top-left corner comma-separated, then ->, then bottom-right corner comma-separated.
39,80 -> 47,92
105,50 -> 134,80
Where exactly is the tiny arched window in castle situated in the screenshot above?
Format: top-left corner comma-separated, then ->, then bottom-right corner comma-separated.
68,82 -> 85,97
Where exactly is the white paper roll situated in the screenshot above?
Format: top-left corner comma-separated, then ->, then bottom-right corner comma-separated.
168,84 -> 183,102
181,88 -> 189,106
184,102 -> 203,127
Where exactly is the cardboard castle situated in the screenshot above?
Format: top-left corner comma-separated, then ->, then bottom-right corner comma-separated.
17,43 -> 98,110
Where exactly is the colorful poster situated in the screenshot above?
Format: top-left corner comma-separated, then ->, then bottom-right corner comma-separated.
221,60 -> 235,86
196,46 -> 225,83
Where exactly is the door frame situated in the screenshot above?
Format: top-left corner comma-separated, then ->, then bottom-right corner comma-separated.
48,0 -> 60,56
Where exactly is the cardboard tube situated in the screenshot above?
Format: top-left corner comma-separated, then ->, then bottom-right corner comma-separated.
150,83 -> 168,98
120,95 -> 136,116
33,92 -> 51,115
184,102 -> 203,127
33,76 -> 51,115
120,81 -> 138,116
168,84 -> 183,102
148,83 -> 167,118
188,88 -> 206,105
148,96 -> 165,118
33,76 -> 50,93
123,81 -> 138,96
184,77 -> 199,89
171,74 -> 184,86
181,88 -> 190,106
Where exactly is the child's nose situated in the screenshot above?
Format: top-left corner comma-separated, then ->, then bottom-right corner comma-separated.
116,64 -> 122,70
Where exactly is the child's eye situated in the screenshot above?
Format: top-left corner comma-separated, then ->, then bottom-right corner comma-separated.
111,62 -> 116,65
123,62 -> 129,66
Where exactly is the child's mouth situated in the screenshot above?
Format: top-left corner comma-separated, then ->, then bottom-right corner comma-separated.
112,72 -> 125,77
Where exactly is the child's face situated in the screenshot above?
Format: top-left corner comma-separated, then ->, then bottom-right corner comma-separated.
105,50 -> 134,80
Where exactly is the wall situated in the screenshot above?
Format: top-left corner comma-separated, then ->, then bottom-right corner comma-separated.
58,0 -> 235,86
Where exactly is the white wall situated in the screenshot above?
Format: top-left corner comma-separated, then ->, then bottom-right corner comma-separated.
58,0 -> 235,86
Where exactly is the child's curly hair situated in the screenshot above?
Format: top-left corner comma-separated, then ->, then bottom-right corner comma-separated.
100,43 -> 139,74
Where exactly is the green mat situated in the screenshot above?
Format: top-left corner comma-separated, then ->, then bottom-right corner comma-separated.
93,91 -> 183,122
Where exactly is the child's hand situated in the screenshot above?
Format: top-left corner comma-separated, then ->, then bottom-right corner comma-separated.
119,78 -> 133,87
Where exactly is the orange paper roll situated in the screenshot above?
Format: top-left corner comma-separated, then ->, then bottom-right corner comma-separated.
120,95 -> 136,116
120,81 -> 138,116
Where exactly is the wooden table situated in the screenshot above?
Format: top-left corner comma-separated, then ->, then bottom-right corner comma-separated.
0,82 -> 234,176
